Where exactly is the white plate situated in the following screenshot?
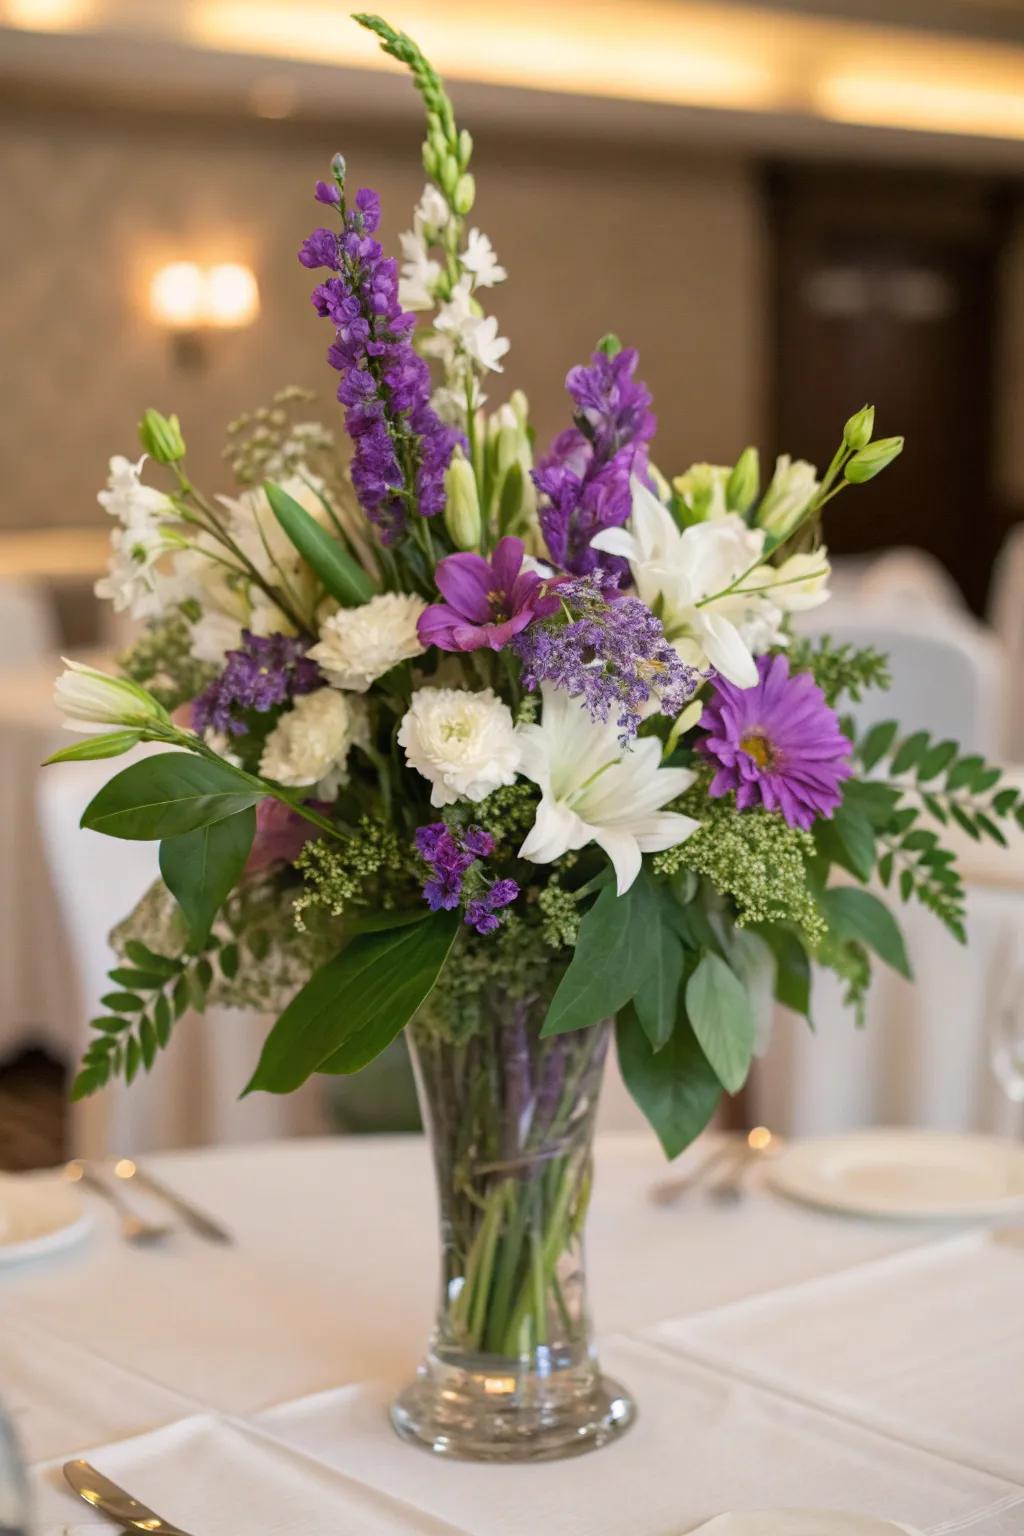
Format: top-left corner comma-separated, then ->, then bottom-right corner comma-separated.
691,1514 -> 920,1536
767,1130 -> 1024,1220
0,1171 -> 93,1265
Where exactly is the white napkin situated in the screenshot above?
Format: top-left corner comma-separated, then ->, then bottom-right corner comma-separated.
688,1515 -> 921,1536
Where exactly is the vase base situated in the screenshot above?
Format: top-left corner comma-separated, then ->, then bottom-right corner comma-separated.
390,1361 -> 636,1462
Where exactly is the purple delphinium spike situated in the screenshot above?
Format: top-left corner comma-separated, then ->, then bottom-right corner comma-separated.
192,631 -> 321,737
534,346 -> 655,578
513,572 -> 701,741
300,177 -> 461,543
697,653 -> 853,830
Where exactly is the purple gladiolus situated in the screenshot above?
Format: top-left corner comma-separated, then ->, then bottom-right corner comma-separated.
418,536 -> 561,653
697,653 -> 853,830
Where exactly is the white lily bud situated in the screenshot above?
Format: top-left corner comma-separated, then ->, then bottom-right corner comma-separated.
54,660 -> 171,736
756,455 -> 819,538
443,453 -> 482,551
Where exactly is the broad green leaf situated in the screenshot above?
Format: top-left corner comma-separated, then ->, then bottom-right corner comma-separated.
820,886 -> 912,979
265,480 -> 375,606
916,739 -> 957,782
108,966 -> 167,991
245,909 -> 460,1094
814,799 -> 875,882
616,1005 -> 721,1160
44,730 -> 142,765
946,753 -> 986,791
842,778 -> 900,829
633,910 -> 687,1052
82,753 -> 263,840
757,926 -> 812,1017
858,720 -> 897,771
159,807 -> 256,947
124,941 -> 180,976
685,950 -> 756,1093
542,869 -> 663,1036
891,730 -> 930,776
70,1065 -> 108,1101
100,991 -> 143,1012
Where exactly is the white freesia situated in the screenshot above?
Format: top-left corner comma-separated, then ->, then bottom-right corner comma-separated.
398,687 -> 520,807
463,314 -> 510,374
414,184 -> 450,234
94,455 -> 182,619
54,659 -> 168,735
591,476 -> 768,686
517,687 -> 699,896
97,454 -> 173,530
259,688 -> 368,796
309,593 -> 427,693
398,229 -> 442,311
756,454 -> 818,537
434,277 -> 510,375
462,229 -> 507,288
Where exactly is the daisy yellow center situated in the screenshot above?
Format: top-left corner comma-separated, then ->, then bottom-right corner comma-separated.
739,730 -> 777,770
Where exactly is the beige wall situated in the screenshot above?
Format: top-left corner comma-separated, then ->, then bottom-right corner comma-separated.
996,206 -> 1024,513
0,101 -> 766,529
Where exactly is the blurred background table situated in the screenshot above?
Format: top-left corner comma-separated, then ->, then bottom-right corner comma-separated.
4,1133 -> 1023,1534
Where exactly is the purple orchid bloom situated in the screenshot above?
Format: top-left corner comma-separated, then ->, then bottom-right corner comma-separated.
418,536 -> 561,653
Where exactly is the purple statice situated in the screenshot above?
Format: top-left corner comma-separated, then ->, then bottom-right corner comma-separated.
534,345 -> 655,578
418,536 -> 562,653
697,653 -> 853,830
191,631 -> 320,737
513,573 -> 700,741
414,823 -> 519,933
299,177 -> 461,543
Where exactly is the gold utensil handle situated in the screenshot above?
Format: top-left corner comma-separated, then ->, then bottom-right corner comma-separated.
64,1459 -> 196,1536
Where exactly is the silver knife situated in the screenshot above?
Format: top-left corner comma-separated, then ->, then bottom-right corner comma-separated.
63,1458 -> 197,1535
115,1161 -> 233,1245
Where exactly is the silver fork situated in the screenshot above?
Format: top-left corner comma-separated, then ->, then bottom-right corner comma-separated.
66,1162 -> 172,1246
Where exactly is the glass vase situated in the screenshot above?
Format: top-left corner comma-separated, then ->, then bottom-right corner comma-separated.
391,993 -> 636,1461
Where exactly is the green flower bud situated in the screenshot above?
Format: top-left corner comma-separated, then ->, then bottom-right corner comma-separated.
495,423 -> 520,479
138,409 -> 185,464
443,453 -> 482,551
844,436 -> 904,484
453,172 -> 475,216
458,128 -> 473,169
439,156 -> 459,199
497,461 -> 524,535
330,152 -> 346,187
596,333 -> 622,358
726,446 -> 759,514
421,141 -> 440,179
673,462 -> 730,523
509,390 -> 530,430
843,404 -> 875,452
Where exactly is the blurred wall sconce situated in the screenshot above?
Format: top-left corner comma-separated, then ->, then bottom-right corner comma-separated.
148,260 -> 260,368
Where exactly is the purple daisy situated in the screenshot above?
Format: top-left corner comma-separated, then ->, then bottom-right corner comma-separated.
418,536 -> 561,653
697,653 -> 852,830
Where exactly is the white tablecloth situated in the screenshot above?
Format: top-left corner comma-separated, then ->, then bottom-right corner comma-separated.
3,1135 -> 1023,1534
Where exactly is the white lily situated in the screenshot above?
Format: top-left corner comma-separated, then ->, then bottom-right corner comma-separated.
516,686 -> 699,896
591,476 -> 770,687
54,660 -> 170,735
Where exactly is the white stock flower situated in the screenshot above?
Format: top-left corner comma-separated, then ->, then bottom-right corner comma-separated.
259,688 -> 368,795
414,185 -> 450,235
309,593 -> 426,693
95,455 -> 181,619
398,687 -> 520,807
462,229 -> 507,288
398,229 -> 442,311
592,476 -> 771,687
97,455 -> 173,530
757,455 -> 818,537
435,277 -> 510,375
517,686 -> 698,896
463,314 -> 510,374
54,659 -> 168,735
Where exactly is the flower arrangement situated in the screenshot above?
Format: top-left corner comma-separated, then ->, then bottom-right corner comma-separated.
52,13 -> 1024,1459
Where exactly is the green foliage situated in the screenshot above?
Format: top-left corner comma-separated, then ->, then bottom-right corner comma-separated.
655,789 -> 825,949
685,949 -> 756,1092
541,869 -> 669,1037
633,906 -> 688,1052
616,1004 -> 721,1159
265,480 -> 375,606
245,909 -> 460,1094
819,887 -> 911,980
81,753 -> 263,840
159,809 -> 257,948
117,611 -> 217,712
789,634 -> 891,707
536,879 -> 581,951
457,781 -> 539,855
44,731 -> 143,765
292,819 -> 410,931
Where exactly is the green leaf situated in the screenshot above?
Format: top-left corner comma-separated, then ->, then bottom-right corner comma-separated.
633,911 -> 686,1052
125,1035 -> 141,1085
757,927 -> 811,1016
265,480 -> 375,606
685,950 -> 756,1093
154,993 -> 172,1047
542,869 -> 664,1036
820,886 -> 912,979
159,807 -> 256,947
90,1015 -> 130,1034
173,973 -> 191,1018
814,800 -> 875,882
124,941 -> 180,976
82,753 -> 263,840
100,991 -> 144,1013
858,720 -> 898,771
616,1005 -> 722,1160
947,754 -> 986,791
108,966 -> 166,991
245,909 -> 460,1094
220,942 -> 240,981
842,777 -> 900,829
891,730 -> 930,776
140,1015 -> 157,1071
71,1065 -> 109,1101
44,730 -> 142,765
916,739 -> 957,782
949,804 -> 980,841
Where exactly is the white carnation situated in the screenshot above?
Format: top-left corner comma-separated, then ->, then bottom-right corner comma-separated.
259,688 -> 369,796
398,687 -> 520,807
309,593 -> 426,693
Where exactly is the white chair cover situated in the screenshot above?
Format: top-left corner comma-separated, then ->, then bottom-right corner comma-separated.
988,523 -> 1024,762
0,580 -> 58,667
856,546 -> 965,612
35,751 -> 329,1158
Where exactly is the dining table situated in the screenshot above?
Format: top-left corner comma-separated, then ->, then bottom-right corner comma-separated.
3,1132 -> 1023,1535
